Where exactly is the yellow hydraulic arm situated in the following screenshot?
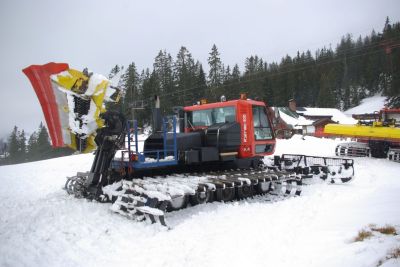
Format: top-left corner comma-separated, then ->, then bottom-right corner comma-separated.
324,123 -> 400,142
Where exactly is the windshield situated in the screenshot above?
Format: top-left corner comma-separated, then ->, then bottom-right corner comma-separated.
252,105 -> 273,140
187,106 -> 236,127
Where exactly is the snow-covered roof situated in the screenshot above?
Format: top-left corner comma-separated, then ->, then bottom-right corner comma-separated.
297,107 -> 356,125
274,107 -> 313,129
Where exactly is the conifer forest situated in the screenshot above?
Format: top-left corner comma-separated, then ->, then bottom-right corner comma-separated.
111,18 -> 399,124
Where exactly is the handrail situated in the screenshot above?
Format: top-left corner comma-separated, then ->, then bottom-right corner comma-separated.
120,116 -> 178,167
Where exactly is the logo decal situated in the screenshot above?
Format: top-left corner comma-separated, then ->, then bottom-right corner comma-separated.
242,113 -> 247,143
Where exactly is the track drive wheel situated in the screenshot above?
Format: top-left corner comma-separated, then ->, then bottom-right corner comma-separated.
369,141 -> 390,158
215,187 -> 236,202
237,184 -> 253,199
256,181 -> 271,194
189,189 -> 212,206
252,158 -> 264,169
167,195 -> 189,211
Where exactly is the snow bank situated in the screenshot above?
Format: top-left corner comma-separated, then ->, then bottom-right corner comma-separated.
0,136 -> 399,267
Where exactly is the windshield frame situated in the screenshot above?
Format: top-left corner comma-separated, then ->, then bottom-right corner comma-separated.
186,106 -> 236,128
252,105 -> 273,140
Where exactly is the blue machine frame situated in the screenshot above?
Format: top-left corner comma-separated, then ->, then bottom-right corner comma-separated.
111,117 -> 178,170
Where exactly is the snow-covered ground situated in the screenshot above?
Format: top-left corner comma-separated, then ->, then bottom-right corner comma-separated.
345,94 -> 387,115
1,136 -> 399,267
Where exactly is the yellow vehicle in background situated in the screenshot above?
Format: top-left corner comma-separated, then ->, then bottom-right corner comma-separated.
324,108 -> 400,162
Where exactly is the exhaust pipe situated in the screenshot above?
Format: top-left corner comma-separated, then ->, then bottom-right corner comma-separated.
152,95 -> 162,132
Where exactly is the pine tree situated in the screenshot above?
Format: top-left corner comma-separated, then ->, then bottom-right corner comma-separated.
262,76 -> 274,106
383,16 -> 391,33
122,63 -> 140,120
207,44 -> 223,99
36,123 -> 52,160
141,69 -> 159,124
154,50 -> 175,111
0,138 -> 6,165
18,130 -> 27,162
105,65 -> 124,112
223,65 -> 232,83
0,138 -> 4,154
231,64 -> 240,80
7,126 -> 20,163
244,56 -> 256,75
174,46 -> 196,105
317,71 -> 336,108
194,63 -> 207,102
27,131 -> 39,161
382,19 -> 400,103
272,55 -> 295,106
108,64 -> 121,79
228,64 -> 241,98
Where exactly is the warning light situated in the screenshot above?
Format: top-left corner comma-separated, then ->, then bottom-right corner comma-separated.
130,154 -> 139,161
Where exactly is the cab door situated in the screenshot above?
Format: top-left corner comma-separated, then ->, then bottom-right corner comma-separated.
251,105 -> 276,156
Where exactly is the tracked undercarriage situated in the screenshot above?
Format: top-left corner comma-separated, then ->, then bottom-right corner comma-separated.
335,142 -> 400,162
388,148 -> 400,162
335,142 -> 371,157
65,154 -> 354,227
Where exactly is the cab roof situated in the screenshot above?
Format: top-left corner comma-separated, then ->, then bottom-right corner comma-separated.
184,99 -> 267,111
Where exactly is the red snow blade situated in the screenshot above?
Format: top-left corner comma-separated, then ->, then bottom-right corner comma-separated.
22,62 -> 69,147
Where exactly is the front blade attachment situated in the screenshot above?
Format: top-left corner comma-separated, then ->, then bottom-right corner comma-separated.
23,63 -> 122,153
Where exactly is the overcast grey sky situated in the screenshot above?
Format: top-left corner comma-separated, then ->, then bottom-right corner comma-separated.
0,0 -> 399,138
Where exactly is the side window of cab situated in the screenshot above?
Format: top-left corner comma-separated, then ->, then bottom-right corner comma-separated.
252,105 -> 273,140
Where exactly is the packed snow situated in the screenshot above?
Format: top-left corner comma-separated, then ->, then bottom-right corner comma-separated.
1,136 -> 399,267
345,94 -> 387,115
